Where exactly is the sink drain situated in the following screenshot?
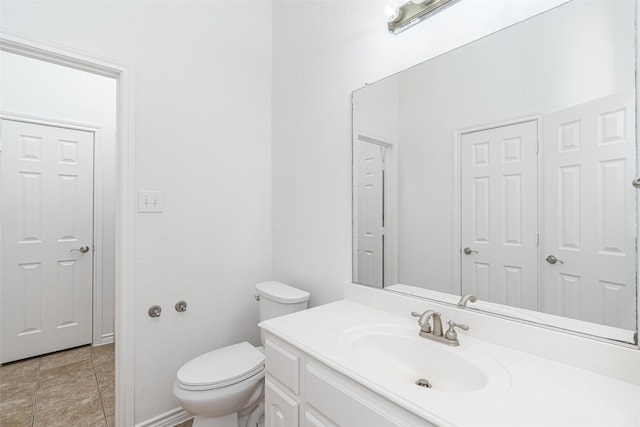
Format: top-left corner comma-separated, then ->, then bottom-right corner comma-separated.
415,378 -> 432,388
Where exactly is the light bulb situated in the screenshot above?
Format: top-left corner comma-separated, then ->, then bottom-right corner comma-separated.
385,4 -> 402,23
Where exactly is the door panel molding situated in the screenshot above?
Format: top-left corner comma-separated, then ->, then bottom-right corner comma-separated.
459,120 -> 538,310
453,115 -> 543,298
1,119 -> 95,361
1,111 -> 109,349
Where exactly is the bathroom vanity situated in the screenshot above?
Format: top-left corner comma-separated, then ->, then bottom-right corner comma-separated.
260,296 -> 640,427
263,332 -> 430,427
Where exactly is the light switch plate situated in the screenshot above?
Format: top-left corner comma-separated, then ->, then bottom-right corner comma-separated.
138,190 -> 163,212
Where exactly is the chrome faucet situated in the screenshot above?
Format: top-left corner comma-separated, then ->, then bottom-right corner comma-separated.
411,310 -> 443,337
457,293 -> 477,307
411,310 -> 468,346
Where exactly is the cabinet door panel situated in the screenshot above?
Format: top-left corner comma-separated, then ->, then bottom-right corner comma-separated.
265,379 -> 299,427
265,338 -> 301,394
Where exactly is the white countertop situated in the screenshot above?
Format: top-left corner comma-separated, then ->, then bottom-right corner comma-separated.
260,300 -> 640,427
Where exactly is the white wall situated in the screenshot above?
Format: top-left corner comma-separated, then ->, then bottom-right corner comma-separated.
1,1 -> 272,422
0,51 -> 117,343
272,0 -> 569,306
352,74 -> 399,143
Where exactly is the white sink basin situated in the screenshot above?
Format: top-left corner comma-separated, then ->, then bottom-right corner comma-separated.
342,325 -> 511,393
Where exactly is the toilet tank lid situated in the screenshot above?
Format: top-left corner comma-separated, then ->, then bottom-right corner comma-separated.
256,281 -> 310,304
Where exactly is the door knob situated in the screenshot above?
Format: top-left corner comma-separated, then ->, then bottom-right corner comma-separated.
546,255 -> 564,264
463,247 -> 478,255
70,246 -> 90,253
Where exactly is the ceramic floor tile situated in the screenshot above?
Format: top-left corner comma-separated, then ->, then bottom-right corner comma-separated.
0,358 -> 40,384
0,413 -> 33,427
35,374 -> 99,413
0,358 -> 40,401
37,359 -> 93,390
0,398 -> 33,423
39,346 -> 91,371
90,344 -> 114,369
95,368 -> 114,391
2,345 -> 115,426
0,376 -> 37,401
33,395 -> 106,427
99,385 -> 115,417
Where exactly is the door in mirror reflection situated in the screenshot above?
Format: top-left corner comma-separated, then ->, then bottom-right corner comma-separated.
460,120 -> 538,312
542,92 -> 636,330
356,140 -> 385,287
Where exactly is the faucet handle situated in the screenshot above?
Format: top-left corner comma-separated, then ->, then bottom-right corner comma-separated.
445,320 -> 469,341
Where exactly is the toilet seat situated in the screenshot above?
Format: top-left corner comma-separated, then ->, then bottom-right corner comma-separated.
176,342 -> 265,391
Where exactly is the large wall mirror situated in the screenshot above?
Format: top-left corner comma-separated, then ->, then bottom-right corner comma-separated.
352,0 -> 638,345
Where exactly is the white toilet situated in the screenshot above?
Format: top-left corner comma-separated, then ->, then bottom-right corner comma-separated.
173,281 -> 310,427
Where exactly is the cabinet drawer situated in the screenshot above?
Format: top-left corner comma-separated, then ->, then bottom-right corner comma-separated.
306,362 -> 434,427
265,337 -> 301,395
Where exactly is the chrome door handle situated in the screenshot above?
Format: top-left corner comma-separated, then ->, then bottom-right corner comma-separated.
463,247 -> 478,255
546,255 -> 564,264
71,246 -> 90,253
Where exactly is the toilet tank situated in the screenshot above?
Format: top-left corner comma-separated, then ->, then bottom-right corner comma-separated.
256,281 -> 310,344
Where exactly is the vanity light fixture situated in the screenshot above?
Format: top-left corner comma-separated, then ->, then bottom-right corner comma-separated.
387,0 -> 458,34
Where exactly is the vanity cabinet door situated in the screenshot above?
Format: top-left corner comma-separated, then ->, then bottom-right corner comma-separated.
265,379 -> 299,427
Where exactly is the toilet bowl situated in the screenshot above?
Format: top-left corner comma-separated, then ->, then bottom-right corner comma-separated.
173,282 -> 310,427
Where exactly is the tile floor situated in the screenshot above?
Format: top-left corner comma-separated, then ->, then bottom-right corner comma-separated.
0,344 -> 114,427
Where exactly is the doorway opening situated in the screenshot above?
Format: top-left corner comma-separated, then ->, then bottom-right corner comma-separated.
353,133 -> 397,288
1,51 -> 116,363
0,32 -> 135,426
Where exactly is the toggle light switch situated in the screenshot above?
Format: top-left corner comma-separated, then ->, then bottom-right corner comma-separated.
138,190 -> 164,212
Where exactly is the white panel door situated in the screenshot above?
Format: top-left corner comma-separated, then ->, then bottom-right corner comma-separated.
1,119 -> 94,363
542,92 -> 636,329
461,121 -> 538,310
356,141 -> 385,288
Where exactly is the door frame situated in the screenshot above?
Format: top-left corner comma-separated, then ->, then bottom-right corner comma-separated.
0,112 -> 109,347
0,30 -> 136,426
452,114 -> 543,299
352,131 -> 398,287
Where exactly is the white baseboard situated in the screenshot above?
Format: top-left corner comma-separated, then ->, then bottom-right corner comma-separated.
101,333 -> 114,345
135,407 -> 192,427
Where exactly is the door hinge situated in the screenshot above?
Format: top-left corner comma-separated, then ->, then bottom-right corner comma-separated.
537,233 -> 540,246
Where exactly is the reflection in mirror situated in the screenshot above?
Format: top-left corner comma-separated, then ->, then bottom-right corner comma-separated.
352,0 -> 638,344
